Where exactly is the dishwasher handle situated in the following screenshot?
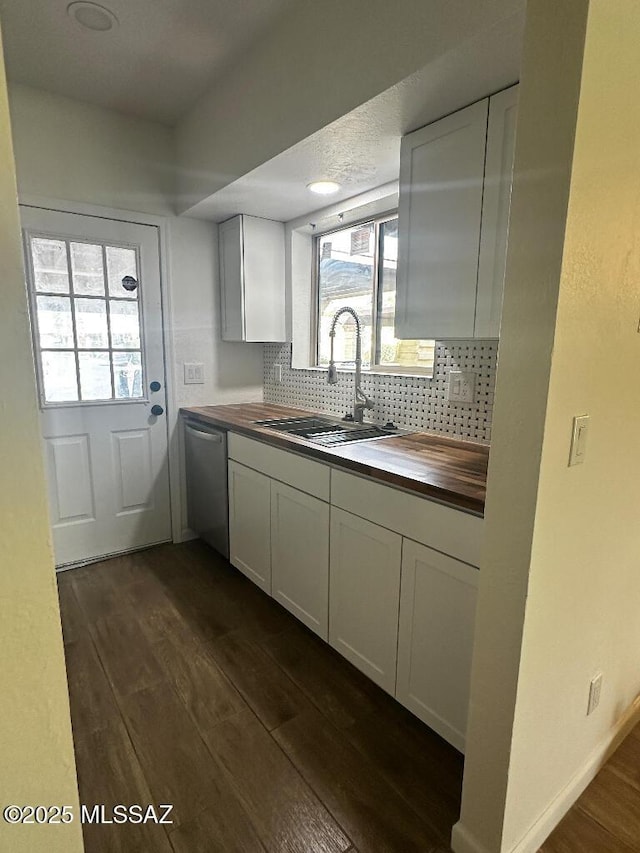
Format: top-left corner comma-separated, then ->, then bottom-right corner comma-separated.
185,424 -> 224,443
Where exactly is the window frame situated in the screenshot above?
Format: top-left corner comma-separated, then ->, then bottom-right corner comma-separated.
312,211 -> 434,377
24,228 -> 149,409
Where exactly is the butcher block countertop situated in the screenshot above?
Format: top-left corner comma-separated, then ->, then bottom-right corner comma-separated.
182,403 -> 489,515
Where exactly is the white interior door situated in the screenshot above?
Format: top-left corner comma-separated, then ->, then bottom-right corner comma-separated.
21,207 -> 171,567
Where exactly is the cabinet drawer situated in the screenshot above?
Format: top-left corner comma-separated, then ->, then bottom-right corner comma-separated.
331,470 -> 482,567
228,434 -> 330,501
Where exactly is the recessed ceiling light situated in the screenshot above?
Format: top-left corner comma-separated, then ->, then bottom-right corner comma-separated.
307,180 -> 341,195
67,1 -> 118,32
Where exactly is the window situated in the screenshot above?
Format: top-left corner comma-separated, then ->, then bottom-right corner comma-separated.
27,236 -> 144,404
315,215 -> 434,374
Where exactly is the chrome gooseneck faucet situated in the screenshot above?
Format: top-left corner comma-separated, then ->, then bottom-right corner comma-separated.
327,306 -> 374,424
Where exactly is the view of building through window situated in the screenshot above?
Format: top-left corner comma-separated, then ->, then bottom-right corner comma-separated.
316,216 -> 434,373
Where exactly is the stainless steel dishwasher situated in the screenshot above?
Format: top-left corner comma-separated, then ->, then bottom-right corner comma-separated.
184,419 -> 229,558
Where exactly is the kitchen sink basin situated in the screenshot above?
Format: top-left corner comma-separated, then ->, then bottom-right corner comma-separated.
254,416 -> 409,445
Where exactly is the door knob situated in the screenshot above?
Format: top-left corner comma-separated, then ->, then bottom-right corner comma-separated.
151,405 -> 164,416
150,381 -> 161,392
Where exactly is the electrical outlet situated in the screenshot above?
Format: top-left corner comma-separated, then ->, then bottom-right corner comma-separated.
587,672 -> 603,715
447,371 -> 476,403
183,362 -> 204,384
273,364 -> 283,384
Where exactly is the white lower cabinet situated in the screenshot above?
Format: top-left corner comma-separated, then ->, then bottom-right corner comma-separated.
329,508 -> 402,694
397,538 -> 479,752
270,481 -> 330,639
228,460 -> 272,593
226,437 -> 481,753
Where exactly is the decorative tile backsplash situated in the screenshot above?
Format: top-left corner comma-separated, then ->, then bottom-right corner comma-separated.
263,341 -> 498,444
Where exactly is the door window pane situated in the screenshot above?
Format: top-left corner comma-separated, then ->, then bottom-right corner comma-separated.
70,242 -> 105,296
75,298 -> 109,349
110,300 -> 141,348
106,246 -> 138,298
29,235 -> 146,404
36,295 -> 75,348
114,352 -> 143,399
317,222 -> 374,366
31,238 -> 70,293
42,351 -> 78,402
78,351 -> 112,400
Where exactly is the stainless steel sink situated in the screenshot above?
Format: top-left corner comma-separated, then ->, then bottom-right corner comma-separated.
253,416 -> 409,445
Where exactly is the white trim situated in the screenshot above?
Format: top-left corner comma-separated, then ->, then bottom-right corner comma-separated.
304,365 -> 435,378
181,528 -> 198,543
19,193 -> 184,545
55,539 -> 172,572
451,693 -> 640,853
19,193 -> 169,228
451,822 -> 490,853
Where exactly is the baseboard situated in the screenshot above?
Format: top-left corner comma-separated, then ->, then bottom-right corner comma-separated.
451,821 -> 491,853
452,693 -> 640,853
55,539 -> 172,572
178,527 -> 198,544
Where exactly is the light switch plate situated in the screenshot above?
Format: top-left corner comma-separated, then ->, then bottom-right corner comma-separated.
587,672 -> 603,715
273,364 -> 283,384
184,362 -> 204,384
447,371 -> 476,403
569,414 -> 589,466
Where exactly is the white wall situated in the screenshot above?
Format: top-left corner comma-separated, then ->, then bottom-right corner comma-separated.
174,0 -> 524,213
455,1 -> 640,851
9,83 -> 174,216
166,216 -> 264,411
165,216 -> 265,535
7,83 -> 264,541
0,31 -> 83,853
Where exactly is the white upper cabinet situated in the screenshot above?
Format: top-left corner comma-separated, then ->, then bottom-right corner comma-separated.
219,214 -> 286,342
395,87 -> 519,340
395,99 -> 489,340
475,84 -> 519,338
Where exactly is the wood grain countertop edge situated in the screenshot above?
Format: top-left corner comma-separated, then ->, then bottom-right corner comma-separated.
181,404 -> 488,516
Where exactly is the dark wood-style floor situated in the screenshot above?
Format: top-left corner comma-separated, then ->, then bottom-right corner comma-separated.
540,718 -> 640,852
57,541 -> 464,853
57,541 -> 640,853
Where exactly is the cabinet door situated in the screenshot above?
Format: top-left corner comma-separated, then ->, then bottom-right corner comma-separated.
395,99 -> 488,340
271,481 -> 329,639
475,84 -> 519,338
219,216 -> 245,342
397,539 -> 478,752
329,509 -> 402,694
228,461 -> 271,592
243,216 -> 286,343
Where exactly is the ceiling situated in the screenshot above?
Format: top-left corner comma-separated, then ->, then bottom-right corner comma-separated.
188,8 -> 525,223
0,0 -> 292,125
0,0 -> 525,223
